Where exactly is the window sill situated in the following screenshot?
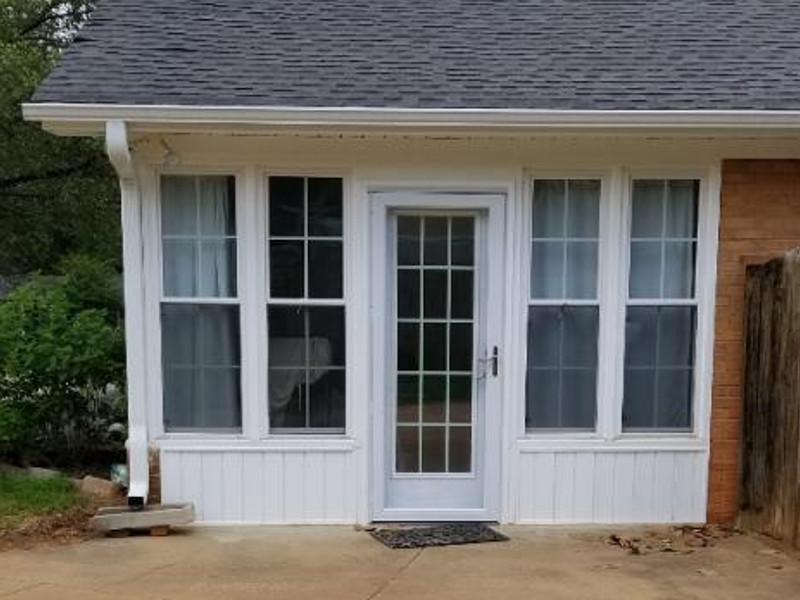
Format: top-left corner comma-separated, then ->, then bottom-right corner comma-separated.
156,436 -> 359,453
516,435 -> 707,453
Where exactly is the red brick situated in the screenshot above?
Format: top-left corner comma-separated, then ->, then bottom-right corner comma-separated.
708,160 -> 800,524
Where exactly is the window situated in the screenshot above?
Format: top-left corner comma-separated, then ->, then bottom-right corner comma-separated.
267,177 -> 345,432
526,180 -> 600,430
160,175 -> 241,432
623,180 -> 699,431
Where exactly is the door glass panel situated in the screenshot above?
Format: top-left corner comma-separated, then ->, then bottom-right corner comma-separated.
395,214 -> 477,474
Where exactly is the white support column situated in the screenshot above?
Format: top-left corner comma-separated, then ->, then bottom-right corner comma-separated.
106,121 -> 150,505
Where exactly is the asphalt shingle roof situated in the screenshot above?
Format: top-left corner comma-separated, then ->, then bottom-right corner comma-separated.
31,0 -> 800,110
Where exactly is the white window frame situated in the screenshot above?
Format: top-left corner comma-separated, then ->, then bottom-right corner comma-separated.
524,173 -> 609,435
262,169 -> 352,438
615,168 -> 720,441
521,167 -> 720,445
149,166 -> 250,440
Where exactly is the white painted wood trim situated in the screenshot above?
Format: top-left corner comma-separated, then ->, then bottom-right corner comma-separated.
25,104 -> 800,137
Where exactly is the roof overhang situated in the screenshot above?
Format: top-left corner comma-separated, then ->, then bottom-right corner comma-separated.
22,103 -> 800,137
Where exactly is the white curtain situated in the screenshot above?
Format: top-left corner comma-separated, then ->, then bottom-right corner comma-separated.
161,175 -> 241,432
162,176 -> 235,298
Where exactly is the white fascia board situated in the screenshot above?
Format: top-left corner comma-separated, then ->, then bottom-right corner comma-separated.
21,102 -> 800,136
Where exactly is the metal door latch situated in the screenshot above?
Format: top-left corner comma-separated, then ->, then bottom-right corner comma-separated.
478,346 -> 499,379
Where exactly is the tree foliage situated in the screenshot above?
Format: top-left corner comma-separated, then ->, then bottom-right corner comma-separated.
0,0 -> 119,275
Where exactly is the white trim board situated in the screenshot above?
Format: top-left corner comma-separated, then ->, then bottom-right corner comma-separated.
24,103 -> 800,136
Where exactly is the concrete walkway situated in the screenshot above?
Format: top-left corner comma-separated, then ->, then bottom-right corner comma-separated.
0,526 -> 798,599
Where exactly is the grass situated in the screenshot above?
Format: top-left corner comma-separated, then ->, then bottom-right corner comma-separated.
0,473 -> 84,530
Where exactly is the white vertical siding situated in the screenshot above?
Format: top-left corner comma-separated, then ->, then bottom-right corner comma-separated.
516,449 -> 708,524
161,448 -> 358,524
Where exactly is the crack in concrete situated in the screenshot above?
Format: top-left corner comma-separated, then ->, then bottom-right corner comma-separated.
364,548 -> 425,600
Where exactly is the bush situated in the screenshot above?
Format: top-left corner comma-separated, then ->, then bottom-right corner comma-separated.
0,254 -> 125,465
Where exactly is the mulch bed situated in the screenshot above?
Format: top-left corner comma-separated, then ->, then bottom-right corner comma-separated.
0,507 -> 98,552
370,523 -> 509,549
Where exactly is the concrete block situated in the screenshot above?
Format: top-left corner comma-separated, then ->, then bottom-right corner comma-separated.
89,503 -> 194,532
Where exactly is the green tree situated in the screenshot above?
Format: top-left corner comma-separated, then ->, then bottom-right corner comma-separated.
0,1 -> 119,275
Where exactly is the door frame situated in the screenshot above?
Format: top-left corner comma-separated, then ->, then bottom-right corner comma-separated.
369,190 -> 506,521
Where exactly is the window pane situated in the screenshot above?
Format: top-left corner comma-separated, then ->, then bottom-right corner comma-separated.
449,426 -> 471,473
198,239 -> 237,297
665,180 -> 698,238
423,323 -> 447,371
397,375 -> 419,423
397,217 -> 421,266
631,180 -> 664,238
531,241 -> 564,299
562,306 -> 599,367
309,307 -> 346,367
624,306 -> 658,367
451,217 -> 474,266
397,270 -> 420,319
449,323 -> 472,371
269,177 -> 304,237
162,175 -> 237,299
532,180 -> 566,238
622,369 -> 656,429
267,306 -> 306,367
566,180 -> 600,238
663,241 -> 696,298
422,375 -> 447,423
198,177 -> 236,236
526,306 -> 598,430
449,375 -> 472,423
526,369 -> 559,429
267,306 -> 345,430
528,306 -> 560,367
398,323 -> 419,371
308,368 -> 345,428
161,304 -> 241,432
565,241 -> 598,299
163,240 -> 198,297
308,241 -> 343,298
161,176 -> 197,235
629,241 -> 662,299
423,270 -> 447,319
308,178 -> 343,237
421,426 -> 446,472
623,306 -> 695,431
450,270 -> 474,319
423,218 -> 448,265
268,368 -> 306,428
269,240 -> 304,298
560,370 -> 597,429
659,307 -> 696,366
396,426 -> 419,472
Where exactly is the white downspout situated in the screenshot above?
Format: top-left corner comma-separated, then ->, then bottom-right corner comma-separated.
106,121 -> 149,507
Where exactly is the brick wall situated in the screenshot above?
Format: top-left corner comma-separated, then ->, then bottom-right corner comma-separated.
709,160 -> 800,523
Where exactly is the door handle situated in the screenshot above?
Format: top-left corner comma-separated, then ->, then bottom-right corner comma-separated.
478,346 -> 499,379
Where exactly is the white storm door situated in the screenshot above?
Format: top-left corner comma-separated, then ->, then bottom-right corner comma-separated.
371,193 -> 505,522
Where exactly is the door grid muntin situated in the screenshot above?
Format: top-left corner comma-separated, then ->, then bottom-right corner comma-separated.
393,213 -> 478,475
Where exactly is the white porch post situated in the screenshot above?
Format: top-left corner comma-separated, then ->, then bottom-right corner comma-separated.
106,121 -> 149,505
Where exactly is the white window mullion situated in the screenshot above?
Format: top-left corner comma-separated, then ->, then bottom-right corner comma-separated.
597,167 -> 626,441
240,166 -> 263,440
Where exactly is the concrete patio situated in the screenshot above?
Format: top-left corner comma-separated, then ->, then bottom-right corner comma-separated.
0,526 -> 798,599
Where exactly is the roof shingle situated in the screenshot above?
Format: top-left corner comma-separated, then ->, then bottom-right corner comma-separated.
31,0 -> 800,110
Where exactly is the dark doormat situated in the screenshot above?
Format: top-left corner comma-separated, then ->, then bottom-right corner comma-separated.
369,523 -> 509,549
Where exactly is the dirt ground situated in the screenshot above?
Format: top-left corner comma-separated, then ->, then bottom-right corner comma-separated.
0,525 -> 798,599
